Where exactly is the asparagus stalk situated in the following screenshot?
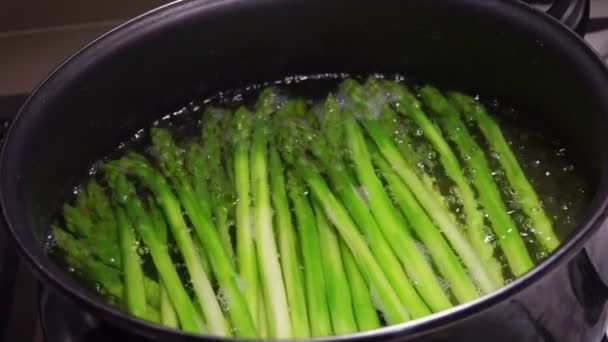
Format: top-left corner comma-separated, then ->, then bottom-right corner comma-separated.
63,181 -> 121,268
343,79 -> 499,293
230,106 -> 262,333
184,143 -> 213,220
159,284 -> 179,328
183,143 -> 214,280
379,80 -> 504,285
202,107 -> 236,264
306,95 -> 430,318
343,114 -> 454,311
251,89 -> 292,338
150,128 -> 257,337
448,92 -> 560,252
114,204 -> 149,320
148,197 -> 180,329
287,172 -> 333,337
339,239 -> 381,331
419,86 -> 534,276
269,144 -> 310,338
372,151 -> 479,302
313,200 -> 358,334
257,290 -> 269,338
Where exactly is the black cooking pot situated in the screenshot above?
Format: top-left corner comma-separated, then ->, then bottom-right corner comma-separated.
2,0 -> 608,341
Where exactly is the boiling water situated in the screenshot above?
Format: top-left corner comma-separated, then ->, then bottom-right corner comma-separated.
46,73 -> 592,326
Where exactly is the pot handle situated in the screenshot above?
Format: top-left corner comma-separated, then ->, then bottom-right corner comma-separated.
584,218 -> 608,289
543,0 -> 590,35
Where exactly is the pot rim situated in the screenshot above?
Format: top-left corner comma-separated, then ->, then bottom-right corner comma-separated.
2,0 -> 608,340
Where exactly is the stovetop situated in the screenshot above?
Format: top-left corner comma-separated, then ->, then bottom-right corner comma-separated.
2,2 -> 608,341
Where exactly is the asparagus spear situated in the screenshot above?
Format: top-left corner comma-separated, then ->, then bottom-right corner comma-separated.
339,239 -> 381,331
379,80 -> 504,285
230,106 -> 262,333
313,200 -> 358,334
304,95 -> 430,318
448,92 -> 560,252
63,181 -> 121,268
419,85 -> 534,276
183,143 -> 214,279
344,115 -> 454,310
251,89 -> 292,338
287,172 -> 333,337
269,144 -> 310,338
148,197 -> 180,329
114,204 -> 149,320
343,79 -> 499,293
150,128 -> 256,337
201,107 -> 236,264
159,284 -> 179,329
104,167 -> 205,332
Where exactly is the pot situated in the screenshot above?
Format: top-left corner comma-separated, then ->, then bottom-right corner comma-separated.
2,0 -> 608,341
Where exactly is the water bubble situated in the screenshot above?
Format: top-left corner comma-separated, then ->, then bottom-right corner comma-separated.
536,251 -> 548,260
138,246 -> 149,256
217,288 -> 230,311
562,165 -> 575,172
438,277 -> 450,292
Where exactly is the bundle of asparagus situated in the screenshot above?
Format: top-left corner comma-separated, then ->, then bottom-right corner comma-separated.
50,77 -> 558,338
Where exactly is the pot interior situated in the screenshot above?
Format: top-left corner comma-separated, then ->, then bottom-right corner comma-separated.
3,0 -> 608,338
